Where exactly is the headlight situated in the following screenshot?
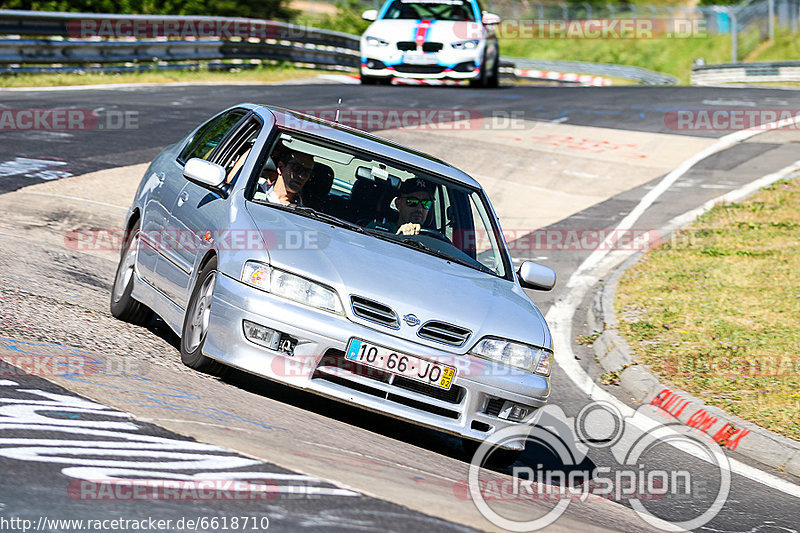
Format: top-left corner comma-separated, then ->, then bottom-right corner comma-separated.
365,36 -> 390,47
451,39 -> 480,50
241,261 -> 344,314
470,337 -> 552,376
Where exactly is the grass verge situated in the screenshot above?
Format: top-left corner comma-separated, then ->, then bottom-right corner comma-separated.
500,28 -> 764,84
615,176 -> 800,441
0,64 -> 333,88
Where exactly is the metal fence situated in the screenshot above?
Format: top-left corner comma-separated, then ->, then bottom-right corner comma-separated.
691,60 -> 800,85
348,0 -> 799,63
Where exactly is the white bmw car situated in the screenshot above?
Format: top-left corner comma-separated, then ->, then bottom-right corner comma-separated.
359,0 -> 500,87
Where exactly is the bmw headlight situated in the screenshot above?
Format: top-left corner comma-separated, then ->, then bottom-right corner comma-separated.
241,261 -> 344,314
365,36 -> 390,47
451,39 -> 480,50
470,337 -> 552,376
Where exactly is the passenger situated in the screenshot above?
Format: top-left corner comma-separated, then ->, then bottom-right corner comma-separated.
263,150 -> 314,206
368,177 -> 433,236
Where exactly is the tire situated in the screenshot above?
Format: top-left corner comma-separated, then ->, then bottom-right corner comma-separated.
469,60 -> 488,88
180,257 -> 226,376
110,219 -> 153,326
462,438 -> 523,468
486,55 -> 499,88
360,73 -> 379,85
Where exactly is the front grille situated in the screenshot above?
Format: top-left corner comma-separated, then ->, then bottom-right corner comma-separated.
422,42 -> 443,52
484,397 -> 505,417
397,41 -> 416,51
418,321 -> 471,346
313,349 -> 464,419
350,295 -> 399,328
394,64 -> 445,74
393,376 -> 464,404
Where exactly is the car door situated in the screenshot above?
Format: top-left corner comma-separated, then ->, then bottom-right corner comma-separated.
156,112 -> 261,308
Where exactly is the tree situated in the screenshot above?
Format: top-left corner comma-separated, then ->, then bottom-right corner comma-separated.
0,0 -> 297,19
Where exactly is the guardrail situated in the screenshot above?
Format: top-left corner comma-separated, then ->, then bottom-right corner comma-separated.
691,60 -> 800,85
504,57 -> 679,85
0,9 -> 676,85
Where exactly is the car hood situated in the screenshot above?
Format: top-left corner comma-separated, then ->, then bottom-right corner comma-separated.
244,203 -> 549,352
365,19 -> 485,44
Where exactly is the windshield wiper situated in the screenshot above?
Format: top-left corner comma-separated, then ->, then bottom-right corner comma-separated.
398,237 -> 493,273
291,206 -> 366,233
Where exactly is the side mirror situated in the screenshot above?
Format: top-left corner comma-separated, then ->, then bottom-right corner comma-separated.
517,261 -> 556,291
183,158 -> 226,189
482,12 -> 501,25
362,9 -> 378,21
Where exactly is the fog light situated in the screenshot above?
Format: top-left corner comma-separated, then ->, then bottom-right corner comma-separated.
499,401 -> 534,422
243,320 -> 280,350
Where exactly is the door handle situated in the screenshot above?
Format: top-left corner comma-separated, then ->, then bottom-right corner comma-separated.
156,172 -> 165,183
177,191 -> 189,206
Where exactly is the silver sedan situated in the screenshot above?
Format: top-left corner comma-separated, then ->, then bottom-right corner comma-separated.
111,104 -> 556,456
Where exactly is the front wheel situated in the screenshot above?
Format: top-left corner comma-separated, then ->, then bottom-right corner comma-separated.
462,438 -> 523,468
180,257 -> 226,375
469,56 -> 488,88
486,56 -> 499,88
110,219 -> 152,326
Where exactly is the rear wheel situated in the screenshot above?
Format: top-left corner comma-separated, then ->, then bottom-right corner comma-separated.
110,219 -> 152,326
180,257 -> 226,376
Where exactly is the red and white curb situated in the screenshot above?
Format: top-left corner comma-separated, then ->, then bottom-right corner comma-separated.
343,71 -> 612,86
512,68 -> 613,86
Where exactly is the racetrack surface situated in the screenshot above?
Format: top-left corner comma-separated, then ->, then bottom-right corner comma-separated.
1,81 -> 800,532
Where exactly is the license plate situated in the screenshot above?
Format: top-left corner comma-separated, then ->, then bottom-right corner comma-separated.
403,53 -> 438,65
345,338 -> 456,390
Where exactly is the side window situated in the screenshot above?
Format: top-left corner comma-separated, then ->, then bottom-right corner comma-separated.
214,118 -> 261,185
178,110 -> 246,163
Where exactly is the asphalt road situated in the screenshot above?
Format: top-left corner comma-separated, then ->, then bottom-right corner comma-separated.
1,80 -> 800,532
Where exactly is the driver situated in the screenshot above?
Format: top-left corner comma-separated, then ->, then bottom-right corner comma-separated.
368,177 -> 433,236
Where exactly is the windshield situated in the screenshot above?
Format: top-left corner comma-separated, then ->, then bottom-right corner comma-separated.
248,131 -> 508,278
382,0 -> 476,21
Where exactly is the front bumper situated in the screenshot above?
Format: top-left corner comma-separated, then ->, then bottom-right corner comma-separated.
360,47 -> 483,80
204,273 -> 551,446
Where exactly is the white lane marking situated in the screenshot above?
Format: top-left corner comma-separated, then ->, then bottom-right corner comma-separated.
0,157 -> 68,179
472,172 -> 603,199
701,98 -> 757,107
21,191 -> 128,210
546,115 -> 800,499
563,169 -> 600,179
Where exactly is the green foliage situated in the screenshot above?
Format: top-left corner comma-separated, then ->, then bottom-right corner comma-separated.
301,0 -> 371,36
0,0 -> 296,19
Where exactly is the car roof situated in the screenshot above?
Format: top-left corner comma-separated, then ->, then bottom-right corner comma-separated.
244,103 -> 481,189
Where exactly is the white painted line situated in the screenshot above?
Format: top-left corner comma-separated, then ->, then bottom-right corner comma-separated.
0,76 -> 342,92
546,115 -> 800,499
21,191 -> 128,210
472,172 -> 603,199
